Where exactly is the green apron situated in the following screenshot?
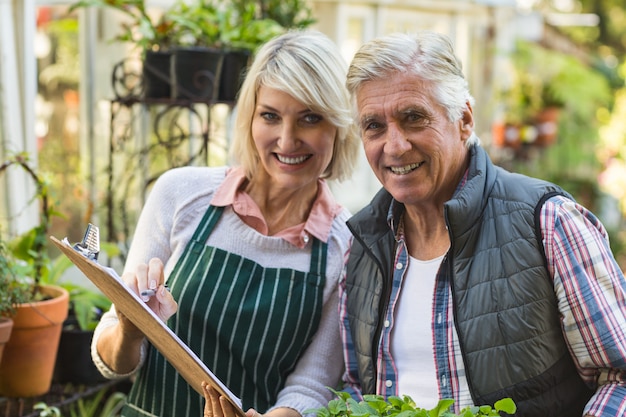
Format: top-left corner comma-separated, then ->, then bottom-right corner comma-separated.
122,205 -> 327,417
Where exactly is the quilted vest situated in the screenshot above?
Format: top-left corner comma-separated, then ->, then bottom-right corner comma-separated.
345,145 -> 594,416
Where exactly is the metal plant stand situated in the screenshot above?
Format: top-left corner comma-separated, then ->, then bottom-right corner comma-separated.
103,57 -> 234,259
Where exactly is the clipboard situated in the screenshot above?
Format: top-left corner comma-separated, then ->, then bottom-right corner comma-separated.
50,236 -> 245,417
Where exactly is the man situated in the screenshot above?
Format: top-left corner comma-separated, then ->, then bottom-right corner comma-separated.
339,31 -> 626,417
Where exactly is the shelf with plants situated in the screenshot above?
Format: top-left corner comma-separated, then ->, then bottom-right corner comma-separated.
0,153 -> 121,397
70,0 -> 317,249
0,153 -> 71,398
492,39 -> 611,154
0,235 -> 30,367
493,40 -> 565,150
69,0 -> 311,103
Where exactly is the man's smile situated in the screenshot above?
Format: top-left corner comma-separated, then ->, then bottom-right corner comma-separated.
389,161 -> 424,175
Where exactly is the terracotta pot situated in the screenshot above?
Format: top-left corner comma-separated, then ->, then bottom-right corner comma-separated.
491,122 -> 506,148
0,284 -> 69,397
502,123 -> 522,149
0,317 -> 13,366
534,106 -> 560,147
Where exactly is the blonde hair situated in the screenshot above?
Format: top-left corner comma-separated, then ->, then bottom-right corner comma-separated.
231,29 -> 359,181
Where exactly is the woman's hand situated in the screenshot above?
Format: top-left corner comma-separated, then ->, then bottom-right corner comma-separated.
118,257 -> 178,336
95,257 -> 178,374
202,382 -> 259,417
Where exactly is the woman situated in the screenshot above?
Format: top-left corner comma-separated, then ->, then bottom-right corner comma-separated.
91,29 -> 359,417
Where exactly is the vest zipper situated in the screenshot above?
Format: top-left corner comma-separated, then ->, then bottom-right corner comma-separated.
444,207 -> 478,405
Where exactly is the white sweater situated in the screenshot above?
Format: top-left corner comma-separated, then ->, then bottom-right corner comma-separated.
92,166 -> 351,414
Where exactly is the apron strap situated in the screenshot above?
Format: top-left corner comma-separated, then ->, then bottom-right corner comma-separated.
191,205 -> 224,243
309,238 -> 327,276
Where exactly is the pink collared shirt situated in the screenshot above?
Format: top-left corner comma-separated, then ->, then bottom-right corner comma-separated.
210,166 -> 343,248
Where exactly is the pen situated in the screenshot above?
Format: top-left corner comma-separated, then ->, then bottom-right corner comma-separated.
140,286 -> 169,297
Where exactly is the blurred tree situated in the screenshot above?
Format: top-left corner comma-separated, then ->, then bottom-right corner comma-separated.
503,0 -> 626,269
546,0 -> 625,87
577,0 -> 626,54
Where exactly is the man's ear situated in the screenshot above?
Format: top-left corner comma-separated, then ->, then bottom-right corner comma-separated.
460,101 -> 474,141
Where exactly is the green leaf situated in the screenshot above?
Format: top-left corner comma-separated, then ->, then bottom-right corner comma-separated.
429,399 -> 455,416
303,407 -> 324,417
323,387 -> 353,403
455,409 -> 475,417
328,399 -> 348,416
400,395 -> 417,409
394,410 -> 417,417
348,400 -> 377,417
387,396 -> 405,409
493,398 -> 516,415
362,394 -> 384,403
312,388 -> 516,417
307,407 -> 330,417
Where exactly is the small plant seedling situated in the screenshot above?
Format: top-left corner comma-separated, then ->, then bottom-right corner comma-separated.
305,388 -> 516,417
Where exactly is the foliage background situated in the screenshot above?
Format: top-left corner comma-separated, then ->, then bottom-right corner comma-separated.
27,1 -> 626,272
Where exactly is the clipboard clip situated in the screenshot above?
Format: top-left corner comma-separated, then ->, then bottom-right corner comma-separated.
63,223 -> 100,261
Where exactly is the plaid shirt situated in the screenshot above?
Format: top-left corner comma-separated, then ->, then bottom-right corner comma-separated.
339,195 -> 626,415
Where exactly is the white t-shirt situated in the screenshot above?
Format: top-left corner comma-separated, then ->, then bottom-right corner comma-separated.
390,254 -> 444,409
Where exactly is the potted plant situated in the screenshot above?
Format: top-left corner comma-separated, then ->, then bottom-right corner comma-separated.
68,0 -> 177,50
211,0 -> 316,102
0,236 -> 30,366
164,0 -> 226,101
494,40 -> 570,149
214,3 -> 285,102
6,194 -> 121,387
0,152 -> 70,398
255,0 -> 316,29
69,0 -> 180,99
69,0 -> 226,100
146,0 -> 291,102
305,388 -> 517,417
69,0 -> 313,102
